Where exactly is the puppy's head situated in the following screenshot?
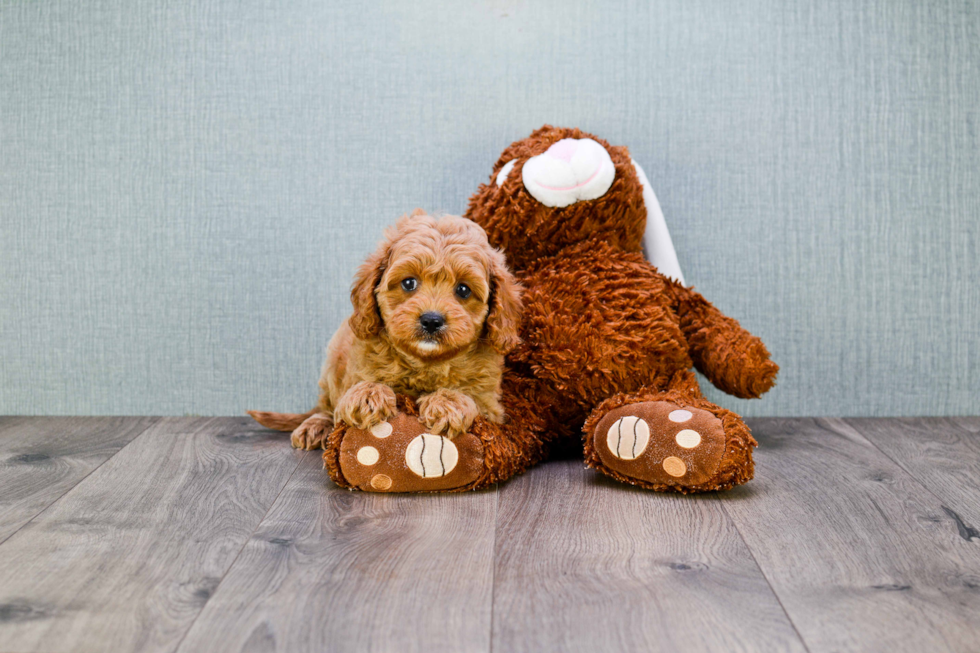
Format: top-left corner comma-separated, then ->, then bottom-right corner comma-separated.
349,210 -> 522,361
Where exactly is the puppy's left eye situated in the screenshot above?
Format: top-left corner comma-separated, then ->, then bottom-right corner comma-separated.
401,278 -> 418,292
455,283 -> 472,299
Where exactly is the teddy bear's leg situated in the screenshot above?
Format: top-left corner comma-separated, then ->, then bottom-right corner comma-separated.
321,375 -> 554,493
582,370 -> 756,493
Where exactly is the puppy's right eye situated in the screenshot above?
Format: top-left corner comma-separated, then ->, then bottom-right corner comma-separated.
400,278 -> 418,292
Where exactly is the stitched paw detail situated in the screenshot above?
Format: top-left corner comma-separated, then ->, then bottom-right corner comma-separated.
405,434 -> 459,478
335,413 -> 484,492
606,416 -> 650,460
593,401 -> 727,487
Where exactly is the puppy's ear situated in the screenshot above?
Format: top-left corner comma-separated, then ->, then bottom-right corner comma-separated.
349,240 -> 390,340
485,249 -> 523,355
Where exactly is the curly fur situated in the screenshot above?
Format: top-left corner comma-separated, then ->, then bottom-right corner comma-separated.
249,210 -> 522,448
466,126 -> 648,270
272,125 -> 778,497
446,125 -> 776,492
324,126 -> 777,494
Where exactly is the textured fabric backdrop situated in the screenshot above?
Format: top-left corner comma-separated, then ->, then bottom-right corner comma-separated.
1,0 -> 977,416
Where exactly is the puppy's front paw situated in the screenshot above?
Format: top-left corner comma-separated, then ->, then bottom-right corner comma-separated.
418,389 -> 479,439
334,382 -> 397,431
291,413 -> 333,450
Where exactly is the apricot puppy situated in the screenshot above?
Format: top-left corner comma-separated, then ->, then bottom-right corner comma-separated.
249,211 -> 522,450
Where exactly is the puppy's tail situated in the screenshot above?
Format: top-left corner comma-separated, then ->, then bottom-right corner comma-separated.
246,409 -> 316,432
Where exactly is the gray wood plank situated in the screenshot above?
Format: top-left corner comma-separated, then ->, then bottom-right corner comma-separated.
723,418 -> 980,653
176,454 -> 496,653
491,460 -> 806,653
0,417 -> 303,653
0,416 -> 158,544
848,418 -> 980,527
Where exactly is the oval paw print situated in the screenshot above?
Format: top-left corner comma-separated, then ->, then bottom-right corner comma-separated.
405,434 -> 459,478
606,416 -> 650,460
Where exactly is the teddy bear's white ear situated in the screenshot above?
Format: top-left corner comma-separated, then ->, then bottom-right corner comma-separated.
496,159 -> 517,186
632,159 -> 685,286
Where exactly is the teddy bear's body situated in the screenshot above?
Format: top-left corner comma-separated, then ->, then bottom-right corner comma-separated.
323,126 -> 777,494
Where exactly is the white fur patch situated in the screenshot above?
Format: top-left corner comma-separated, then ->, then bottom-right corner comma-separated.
416,341 -> 440,352
522,138 -> 615,208
496,159 -> 517,186
633,159 -> 684,284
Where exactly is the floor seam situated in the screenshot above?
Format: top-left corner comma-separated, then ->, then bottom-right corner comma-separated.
171,447 -> 309,653
0,416 -> 162,549
716,493 -> 814,653
835,417 -> 980,535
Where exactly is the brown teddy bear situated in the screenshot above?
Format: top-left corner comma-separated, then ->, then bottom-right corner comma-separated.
323,125 -> 778,494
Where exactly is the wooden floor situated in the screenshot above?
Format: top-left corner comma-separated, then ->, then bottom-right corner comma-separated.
1,417 -> 979,652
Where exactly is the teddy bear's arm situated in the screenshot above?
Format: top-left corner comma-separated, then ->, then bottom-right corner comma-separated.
670,282 -> 779,399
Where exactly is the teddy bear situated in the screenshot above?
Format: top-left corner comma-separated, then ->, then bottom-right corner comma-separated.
322,125 -> 778,494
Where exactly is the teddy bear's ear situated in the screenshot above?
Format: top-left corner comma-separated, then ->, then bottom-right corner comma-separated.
632,159 -> 685,286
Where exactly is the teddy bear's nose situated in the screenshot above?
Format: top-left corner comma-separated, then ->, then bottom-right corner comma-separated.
545,138 -> 579,163
522,138 -> 616,208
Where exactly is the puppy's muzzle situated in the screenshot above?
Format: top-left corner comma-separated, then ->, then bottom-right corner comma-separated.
419,312 -> 446,335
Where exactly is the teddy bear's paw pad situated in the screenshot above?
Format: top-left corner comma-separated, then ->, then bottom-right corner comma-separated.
593,401 -> 726,487
336,413 -> 484,492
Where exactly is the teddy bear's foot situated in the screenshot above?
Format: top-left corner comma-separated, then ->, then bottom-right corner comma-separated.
587,400 -> 740,492
330,412 -> 485,493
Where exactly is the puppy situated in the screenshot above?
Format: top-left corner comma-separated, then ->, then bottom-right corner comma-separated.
248,210 -> 523,450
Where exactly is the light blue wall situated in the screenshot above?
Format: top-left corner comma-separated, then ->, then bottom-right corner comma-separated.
1,0 -> 977,417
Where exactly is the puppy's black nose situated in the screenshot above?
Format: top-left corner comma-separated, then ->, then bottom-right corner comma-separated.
419,312 -> 445,334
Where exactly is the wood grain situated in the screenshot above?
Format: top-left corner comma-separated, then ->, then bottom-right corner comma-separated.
0,416 -> 157,544
4,417 -> 980,652
491,460 -> 806,653
723,418 -> 980,653
176,453 -> 496,653
0,417 -> 303,653
849,417 -> 980,527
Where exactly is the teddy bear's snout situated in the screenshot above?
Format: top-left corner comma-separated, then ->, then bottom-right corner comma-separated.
521,137 -> 616,208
